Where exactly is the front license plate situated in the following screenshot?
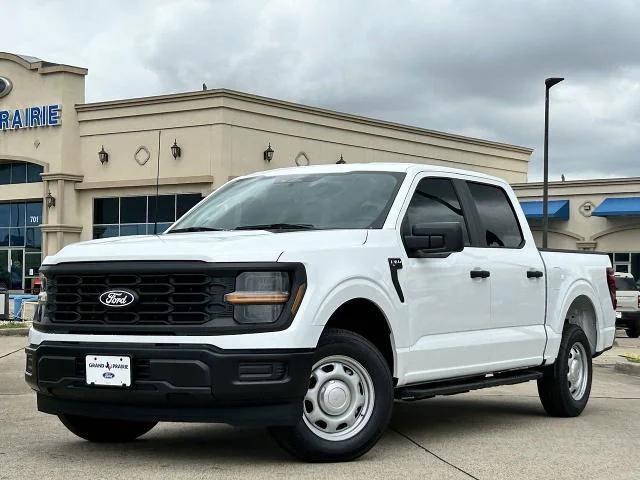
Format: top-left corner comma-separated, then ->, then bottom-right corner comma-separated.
616,311 -> 622,319
85,355 -> 131,387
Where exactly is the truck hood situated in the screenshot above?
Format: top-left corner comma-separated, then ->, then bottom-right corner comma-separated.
43,230 -> 368,265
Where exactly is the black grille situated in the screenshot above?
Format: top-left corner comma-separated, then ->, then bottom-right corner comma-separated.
46,271 -> 234,327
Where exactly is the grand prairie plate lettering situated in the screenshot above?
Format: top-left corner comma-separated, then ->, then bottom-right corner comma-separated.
85,355 -> 131,387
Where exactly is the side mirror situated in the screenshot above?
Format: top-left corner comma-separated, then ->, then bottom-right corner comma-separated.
403,222 -> 464,258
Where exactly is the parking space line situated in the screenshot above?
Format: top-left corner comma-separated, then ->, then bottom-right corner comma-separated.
0,348 -> 23,360
390,426 -> 480,480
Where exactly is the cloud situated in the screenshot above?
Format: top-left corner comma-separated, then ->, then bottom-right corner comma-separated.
2,0 -> 639,180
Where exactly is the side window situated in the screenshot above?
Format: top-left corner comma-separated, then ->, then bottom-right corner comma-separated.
404,177 -> 470,245
467,182 -> 523,248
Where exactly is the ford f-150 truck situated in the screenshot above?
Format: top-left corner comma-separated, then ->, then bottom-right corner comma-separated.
25,163 -> 617,462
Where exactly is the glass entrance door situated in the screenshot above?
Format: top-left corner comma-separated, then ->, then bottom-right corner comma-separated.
10,249 -> 23,290
0,250 -> 8,289
0,249 -> 29,291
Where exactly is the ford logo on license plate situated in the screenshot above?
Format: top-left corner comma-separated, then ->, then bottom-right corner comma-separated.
99,289 -> 138,308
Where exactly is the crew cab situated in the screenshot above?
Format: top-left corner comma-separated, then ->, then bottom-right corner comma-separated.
614,272 -> 640,338
25,163 -> 617,462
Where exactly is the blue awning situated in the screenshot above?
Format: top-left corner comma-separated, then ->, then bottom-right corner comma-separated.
519,200 -> 570,220
592,197 -> 640,217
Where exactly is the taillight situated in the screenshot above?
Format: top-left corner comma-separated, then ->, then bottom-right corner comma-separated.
606,267 -> 617,309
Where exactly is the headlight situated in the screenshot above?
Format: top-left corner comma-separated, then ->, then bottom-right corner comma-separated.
225,272 -> 290,324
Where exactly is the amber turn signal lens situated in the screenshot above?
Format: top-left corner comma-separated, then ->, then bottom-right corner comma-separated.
224,292 -> 290,305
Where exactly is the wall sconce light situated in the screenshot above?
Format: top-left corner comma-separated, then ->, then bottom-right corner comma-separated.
98,145 -> 109,164
46,191 -> 56,209
171,139 -> 182,159
263,143 -> 274,162
336,154 -> 346,164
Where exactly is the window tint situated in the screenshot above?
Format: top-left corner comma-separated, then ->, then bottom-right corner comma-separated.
404,177 -> 469,245
467,182 -> 523,248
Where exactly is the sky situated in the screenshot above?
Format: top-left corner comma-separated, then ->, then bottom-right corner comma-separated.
3,0 -> 639,181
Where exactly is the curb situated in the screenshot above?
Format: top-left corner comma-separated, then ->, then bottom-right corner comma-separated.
614,359 -> 640,377
0,327 -> 30,337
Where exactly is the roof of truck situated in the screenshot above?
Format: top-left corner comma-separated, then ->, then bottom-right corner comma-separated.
243,162 -> 505,183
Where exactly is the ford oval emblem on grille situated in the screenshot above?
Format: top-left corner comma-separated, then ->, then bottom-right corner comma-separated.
99,290 -> 137,308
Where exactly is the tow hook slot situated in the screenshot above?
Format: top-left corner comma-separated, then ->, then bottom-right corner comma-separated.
388,258 -> 404,303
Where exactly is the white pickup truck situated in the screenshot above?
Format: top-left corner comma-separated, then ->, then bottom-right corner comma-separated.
26,163 -> 616,462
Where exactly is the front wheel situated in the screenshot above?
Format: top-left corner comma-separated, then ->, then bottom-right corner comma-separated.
58,414 -> 157,442
269,328 -> 393,462
537,324 -> 593,417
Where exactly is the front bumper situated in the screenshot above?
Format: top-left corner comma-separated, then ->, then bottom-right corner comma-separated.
25,341 -> 315,426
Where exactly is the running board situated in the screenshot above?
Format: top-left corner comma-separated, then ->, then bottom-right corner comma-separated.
395,369 -> 543,401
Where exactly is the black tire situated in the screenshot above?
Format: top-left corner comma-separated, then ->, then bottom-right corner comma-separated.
269,328 -> 394,462
58,414 -> 157,442
626,320 -> 640,338
537,324 -> 593,417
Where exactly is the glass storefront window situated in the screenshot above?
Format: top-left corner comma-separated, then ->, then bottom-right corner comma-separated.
120,224 -> 147,236
10,202 -> 25,226
148,195 -> 176,223
0,161 -> 43,185
93,194 -> 203,239
26,164 -> 44,183
10,163 -> 27,184
0,164 -> 10,184
93,197 -> 119,224
120,197 -> 147,224
93,225 -> 119,239
0,201 -> 43,291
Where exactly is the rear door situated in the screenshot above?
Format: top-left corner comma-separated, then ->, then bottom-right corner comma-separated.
465,180 -> 547,370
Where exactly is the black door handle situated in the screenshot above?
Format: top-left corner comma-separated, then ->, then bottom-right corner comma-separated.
470,270 -> 490,279
527,270 -> 544,278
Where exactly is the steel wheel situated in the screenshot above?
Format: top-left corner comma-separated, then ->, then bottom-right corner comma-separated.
303,355 -> 375,441
567,342 -> 588,400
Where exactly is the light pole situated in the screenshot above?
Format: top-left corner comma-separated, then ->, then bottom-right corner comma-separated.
542,77 -> 564,249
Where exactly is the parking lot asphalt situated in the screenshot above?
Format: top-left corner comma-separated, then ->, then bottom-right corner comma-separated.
1,335 -> 639,480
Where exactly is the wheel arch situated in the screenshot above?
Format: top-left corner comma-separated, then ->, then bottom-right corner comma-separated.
557,284 -> 602,354
312,280 -> 400,378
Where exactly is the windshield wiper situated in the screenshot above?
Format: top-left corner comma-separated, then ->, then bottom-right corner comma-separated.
234,223 -> 316,231
167,226 -> 223,234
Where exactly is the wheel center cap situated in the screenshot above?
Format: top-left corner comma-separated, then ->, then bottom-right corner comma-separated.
319,380 -> 351,415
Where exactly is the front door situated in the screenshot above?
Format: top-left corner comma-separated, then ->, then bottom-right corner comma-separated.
401,175 -> 493,384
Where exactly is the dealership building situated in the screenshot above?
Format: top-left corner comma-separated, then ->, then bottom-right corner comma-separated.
0,51 -> 639,293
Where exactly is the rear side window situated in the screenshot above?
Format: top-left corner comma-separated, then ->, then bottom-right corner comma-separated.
467,182 -> 523,248
404,177 -> 469,245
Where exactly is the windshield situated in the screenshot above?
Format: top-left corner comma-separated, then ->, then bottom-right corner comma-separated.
170,171 -> 405,231
615,276 -> 638,291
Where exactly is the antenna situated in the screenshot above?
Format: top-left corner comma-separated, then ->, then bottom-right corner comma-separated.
153,130 -> 161,235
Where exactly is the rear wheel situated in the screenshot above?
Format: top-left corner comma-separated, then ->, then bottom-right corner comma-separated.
537,324 -> 592,417
269,328 -> 393,462
58,414 -> 157,442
